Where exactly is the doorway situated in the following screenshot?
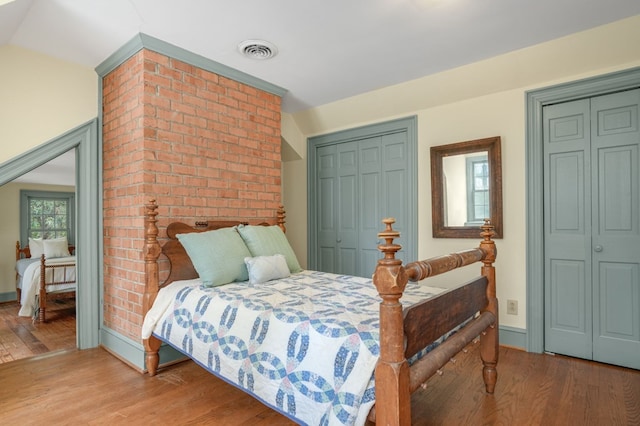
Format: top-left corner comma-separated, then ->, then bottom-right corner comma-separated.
0,120 -> 100,350
307,117 -> 418,277
527,68 -> 640,368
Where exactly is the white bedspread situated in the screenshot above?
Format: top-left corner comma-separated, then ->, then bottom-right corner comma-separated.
142,270 -> 445,425
18,256 -> 76,317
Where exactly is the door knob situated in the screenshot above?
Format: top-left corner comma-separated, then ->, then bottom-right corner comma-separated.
594,245 -> 603,252
337,238 -> 341,243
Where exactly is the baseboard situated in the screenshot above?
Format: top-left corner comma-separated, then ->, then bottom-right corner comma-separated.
99,326 -> 186,372
0,292 -> 17,303
499,325 -> 526,350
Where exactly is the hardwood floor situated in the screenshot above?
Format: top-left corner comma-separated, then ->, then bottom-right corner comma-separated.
0,297 -> 76,364
0,341 -> 638,425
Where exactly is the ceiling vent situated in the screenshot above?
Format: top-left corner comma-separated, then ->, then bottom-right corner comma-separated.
238,39 -> 278,60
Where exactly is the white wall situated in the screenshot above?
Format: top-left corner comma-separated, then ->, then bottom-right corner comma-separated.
282,15 -> 640,330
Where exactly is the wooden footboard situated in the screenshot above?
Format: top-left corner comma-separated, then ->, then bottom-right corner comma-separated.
371,218 -> 497,425
38,254 -> 76,323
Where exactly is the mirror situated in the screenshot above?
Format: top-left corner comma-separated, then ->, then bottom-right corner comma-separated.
430,136 -> 503,238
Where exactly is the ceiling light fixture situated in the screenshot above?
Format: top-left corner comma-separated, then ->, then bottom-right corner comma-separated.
238,39 -> 278,60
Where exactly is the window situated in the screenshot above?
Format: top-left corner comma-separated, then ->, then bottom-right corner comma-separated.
20,190 -> 75,245
465,155 -> 489,225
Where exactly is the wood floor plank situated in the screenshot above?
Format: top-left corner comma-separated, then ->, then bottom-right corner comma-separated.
2,343 -> 637,425
0,298 -> 75,364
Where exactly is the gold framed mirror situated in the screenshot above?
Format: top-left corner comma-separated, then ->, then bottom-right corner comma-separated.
430,136 -> 503,238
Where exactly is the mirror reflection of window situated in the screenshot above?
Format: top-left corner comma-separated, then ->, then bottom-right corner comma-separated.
442,152 -> 488,227
466,154 -> 489,225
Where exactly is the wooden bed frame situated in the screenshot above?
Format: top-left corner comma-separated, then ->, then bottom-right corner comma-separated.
15,241 -> 76,323
141,199 -> 498,425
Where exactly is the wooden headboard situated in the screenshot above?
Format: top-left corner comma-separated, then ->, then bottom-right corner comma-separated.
142,200 -> 287,315
16,241 -> 31,260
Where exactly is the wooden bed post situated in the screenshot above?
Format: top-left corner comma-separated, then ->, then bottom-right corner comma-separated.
276,205 -> 286,233
39,254 -> 47,323
142,199 -> 162,376
372,218 -> 410,426
479,219 -> 498,393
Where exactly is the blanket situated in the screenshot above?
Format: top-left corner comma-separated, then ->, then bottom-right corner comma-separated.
142,270 -> 446,425
18,256 -> 76,317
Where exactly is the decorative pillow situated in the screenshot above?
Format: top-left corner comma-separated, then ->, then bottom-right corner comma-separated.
244,254 -> 290,284
236,225 -> 302,273
43,237 -> 71,258
177,227 -> 252,287
28,238 -> 45,258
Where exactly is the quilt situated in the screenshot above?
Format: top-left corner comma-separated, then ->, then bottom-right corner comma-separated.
18,256 -> 76,317
142,270 -> 446,426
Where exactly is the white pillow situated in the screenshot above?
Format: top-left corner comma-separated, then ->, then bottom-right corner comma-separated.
28,238 -> 45,257
43,237 -> 71,259
244,254 -> 290,284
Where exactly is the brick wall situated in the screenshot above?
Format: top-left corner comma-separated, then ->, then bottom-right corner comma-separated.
102,49 -> 282,341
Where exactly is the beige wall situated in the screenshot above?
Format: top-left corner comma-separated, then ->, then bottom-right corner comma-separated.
0,182 -> 75,298
282,15 -> 640,330
0,45 -> 98,164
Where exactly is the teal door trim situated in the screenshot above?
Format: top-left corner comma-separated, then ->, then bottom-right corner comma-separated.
525,67 -> 640,353
0,119 -> 101,349
307,116 -> 418,272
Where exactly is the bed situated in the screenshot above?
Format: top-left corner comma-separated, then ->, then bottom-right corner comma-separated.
15,239 -> 76,323
141,199 -> 498,425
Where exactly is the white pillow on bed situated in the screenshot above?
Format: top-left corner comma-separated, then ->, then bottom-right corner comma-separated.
177,227 -> 252,287
43,237 -> 71,258
244,254 -> 290,284
28,238 -> 45,257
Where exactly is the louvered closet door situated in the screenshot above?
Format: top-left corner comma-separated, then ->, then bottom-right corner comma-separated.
543,89 -> 640,370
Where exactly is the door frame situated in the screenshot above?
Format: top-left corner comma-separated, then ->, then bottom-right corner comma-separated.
0,119 -> 101,349
525,67 -> 640,352
307,116 -> 418,272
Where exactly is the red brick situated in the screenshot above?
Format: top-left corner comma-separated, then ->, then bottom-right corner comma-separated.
102,48 -> 282,342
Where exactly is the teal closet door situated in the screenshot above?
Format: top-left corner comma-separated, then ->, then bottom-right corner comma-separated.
310,118 -> 416,278
543,89 -> 640,370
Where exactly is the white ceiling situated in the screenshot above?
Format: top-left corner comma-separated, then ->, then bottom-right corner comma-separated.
5,0 -> 640,185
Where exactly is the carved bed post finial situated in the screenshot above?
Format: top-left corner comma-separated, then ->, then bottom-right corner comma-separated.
372,218 -> 411,426
276,205 -> 286,233
479,219 -> 498,394
142,199 -> 162,375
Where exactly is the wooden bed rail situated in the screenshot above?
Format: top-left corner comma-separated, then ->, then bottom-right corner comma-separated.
372,218 -> 497,426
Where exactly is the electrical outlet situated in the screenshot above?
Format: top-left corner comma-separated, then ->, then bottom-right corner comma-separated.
507,299 -> 518,315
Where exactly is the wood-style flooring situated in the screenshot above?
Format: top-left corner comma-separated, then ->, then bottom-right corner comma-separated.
0,341 -> 638,425
0,296 -> 76,364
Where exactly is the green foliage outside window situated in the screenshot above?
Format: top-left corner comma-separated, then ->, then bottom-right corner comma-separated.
20,190 -> 75,246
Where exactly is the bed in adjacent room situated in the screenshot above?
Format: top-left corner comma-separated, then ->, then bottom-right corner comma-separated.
15,238 -> 76,323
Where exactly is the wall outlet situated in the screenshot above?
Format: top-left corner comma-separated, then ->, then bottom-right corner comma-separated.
507,299 -> 518,315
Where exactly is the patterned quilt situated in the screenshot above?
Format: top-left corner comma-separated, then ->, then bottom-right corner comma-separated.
142,270 -> 445,425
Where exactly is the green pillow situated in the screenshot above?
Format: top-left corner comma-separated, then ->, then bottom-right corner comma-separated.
176,227 -> 251,287
236,225 -> 302,273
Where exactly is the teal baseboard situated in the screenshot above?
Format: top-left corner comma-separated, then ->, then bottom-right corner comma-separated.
499,325 -> 526,350
100,327 -> 186,372
0,291 -> 17,303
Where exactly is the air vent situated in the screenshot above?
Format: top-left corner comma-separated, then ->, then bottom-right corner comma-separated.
238,39 -> 278,60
